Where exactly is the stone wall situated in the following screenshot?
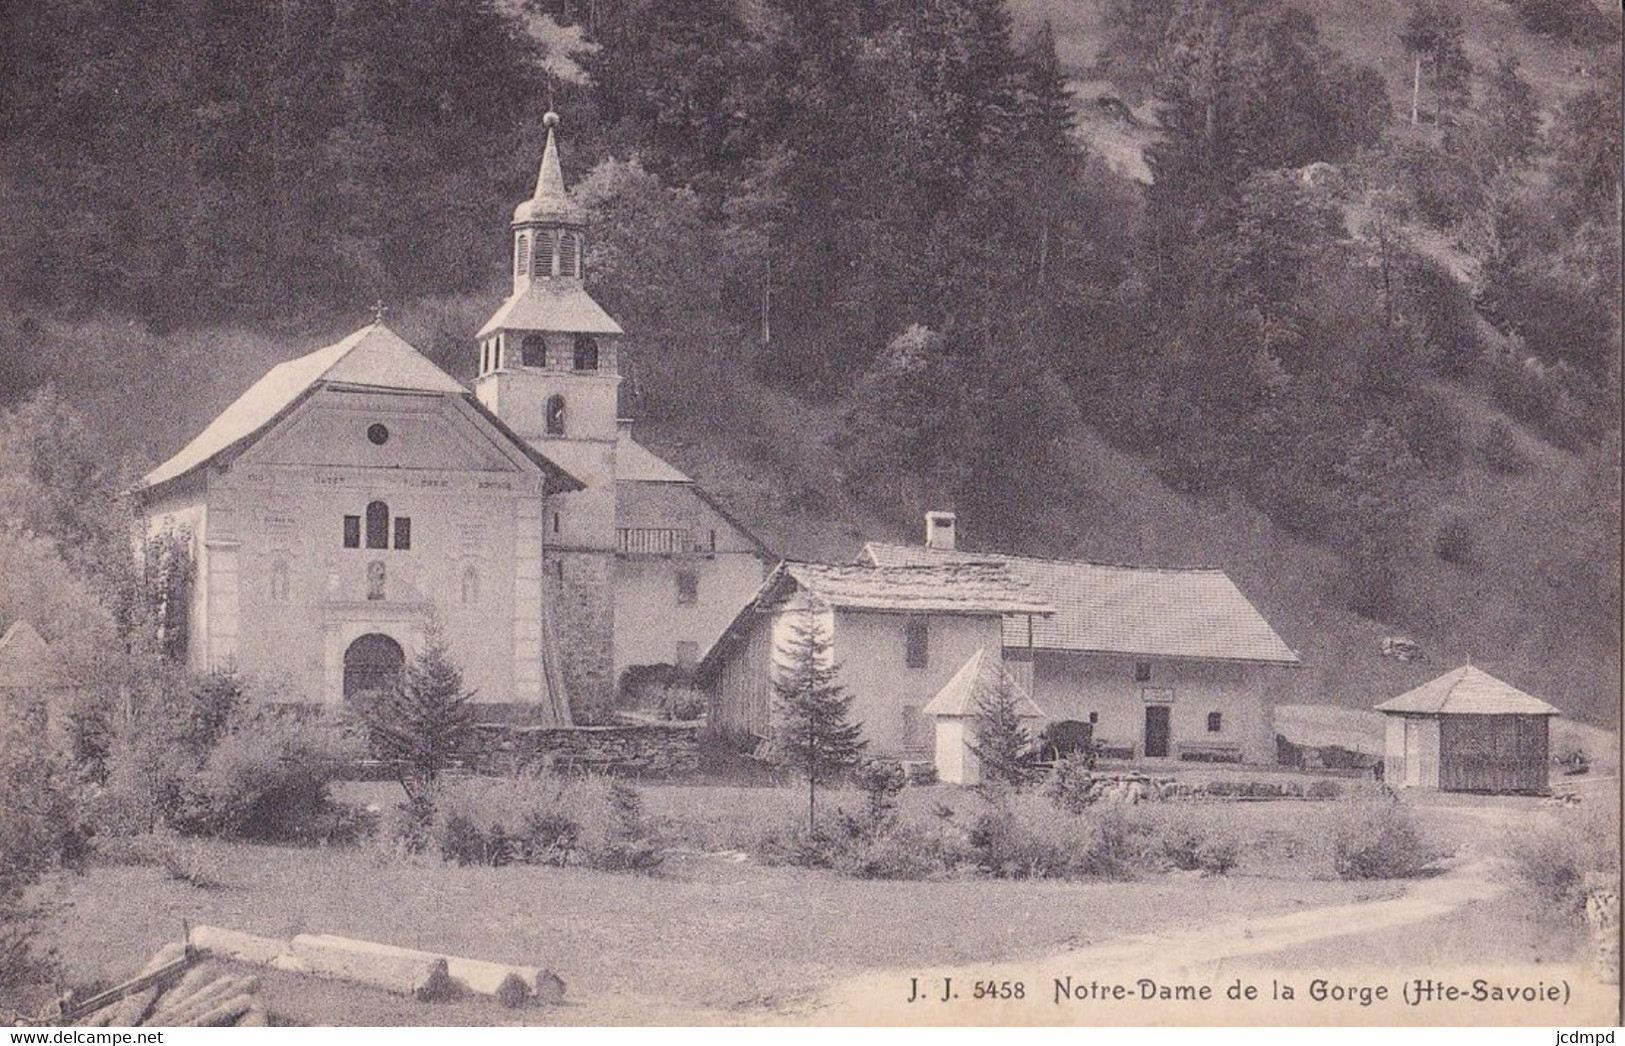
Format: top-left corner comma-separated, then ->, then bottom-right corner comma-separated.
463,720 -> 700,778
550,551 -> 616,723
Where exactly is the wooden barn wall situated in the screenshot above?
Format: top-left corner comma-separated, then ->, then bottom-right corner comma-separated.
1438,714 -> 1549,793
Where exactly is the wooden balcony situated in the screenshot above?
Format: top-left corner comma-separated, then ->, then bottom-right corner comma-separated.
616,527 -> 715,557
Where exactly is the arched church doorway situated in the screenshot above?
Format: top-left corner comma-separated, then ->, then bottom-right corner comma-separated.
344,632 -> 404,704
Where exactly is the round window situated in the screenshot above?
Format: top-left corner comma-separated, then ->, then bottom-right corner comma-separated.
367,423 -> 390,446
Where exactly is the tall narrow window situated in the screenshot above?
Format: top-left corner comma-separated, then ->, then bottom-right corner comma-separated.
343,515 -> 361,548
545,394 -> 566,435
573,335 -> 599,371
522,333 -> 547,368
533,230 -> 555,276
676,569 -> 699,605
905,617 -> 929,669
393,517 -> 411,550
365,501 -> 389,549
560,233 -> 581,277
1207,711 -> 1223,733
516,234 -> 530,279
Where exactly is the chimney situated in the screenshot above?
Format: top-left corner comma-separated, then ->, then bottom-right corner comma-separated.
925,511 -> 957,551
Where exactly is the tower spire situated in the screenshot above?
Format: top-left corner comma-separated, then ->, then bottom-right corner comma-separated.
515,110 -> 585,225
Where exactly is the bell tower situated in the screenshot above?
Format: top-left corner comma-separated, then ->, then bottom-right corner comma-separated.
476,111 -> 622,720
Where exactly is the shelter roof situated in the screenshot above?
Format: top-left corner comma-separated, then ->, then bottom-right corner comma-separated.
0,620 -> 70,689
921,648 -> 1044,718
779,561 -> 1053,616
1375,665 -> 1561,716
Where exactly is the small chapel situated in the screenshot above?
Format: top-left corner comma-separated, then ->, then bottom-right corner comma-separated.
133,113 -> 770,723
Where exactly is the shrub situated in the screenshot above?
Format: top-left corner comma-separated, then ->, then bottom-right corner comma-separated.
145,831 -> 226,889
969,794 -> 1151,880
427,772 -> 662,872
180,708 -> 361,843
0,743 -> 90,1003
1043,754 -> 1100,813
753,820 -> 838,869
360,626 -> 476,801
1149,807 -> 1240,875
1330,801 -> 1445,879
1501,802 -> 1621,917
831,817 -> 970,881
855,758 -> 906,825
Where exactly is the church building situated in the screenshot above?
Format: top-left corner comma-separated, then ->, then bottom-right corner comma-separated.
133,112 -> 770,721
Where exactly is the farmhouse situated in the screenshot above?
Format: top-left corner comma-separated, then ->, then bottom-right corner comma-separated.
697,560 -> 1052,758
863,513 -> 1302,765
132,113 -> 770,717
1376,664 -> 1559,793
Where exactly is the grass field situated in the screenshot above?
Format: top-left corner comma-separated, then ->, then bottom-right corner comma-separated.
31,781 -> 1601,1024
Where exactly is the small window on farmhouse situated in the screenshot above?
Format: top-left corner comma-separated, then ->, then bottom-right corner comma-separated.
902,705 -> 921,749
1134,661 -> 1152,683
545,394 -> 566,435
905,617 -> 929,669
573,335 -> 599,371
676,569 -> 699,605
365,501 -> 389,549
522,334 -> 547,368
343,515 -> 361,549
1207,711 -> 1222,733
393,517 -> 411,550
1089,712 -> 1099,725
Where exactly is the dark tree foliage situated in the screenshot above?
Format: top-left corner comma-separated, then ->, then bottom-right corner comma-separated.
362,625 -> 477,801
969,678 -> 1039,788
772,611 -> 866,831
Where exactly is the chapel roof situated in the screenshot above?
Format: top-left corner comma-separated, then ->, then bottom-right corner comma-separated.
137,323 -> 582,496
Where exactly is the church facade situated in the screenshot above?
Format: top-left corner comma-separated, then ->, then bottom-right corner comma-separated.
133,113 -> 769,721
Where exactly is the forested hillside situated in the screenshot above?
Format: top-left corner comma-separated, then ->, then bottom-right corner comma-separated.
0,0 -> 1619,723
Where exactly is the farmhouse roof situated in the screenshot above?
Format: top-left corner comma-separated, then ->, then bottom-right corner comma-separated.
475,282 -> 624,338
137,323 -> 583,496
1375,665 -> 1561,717
862,543 -> 1299,664
775,561 -> 1053,616
0,620 -> 70,689
922,648 -> 1044,719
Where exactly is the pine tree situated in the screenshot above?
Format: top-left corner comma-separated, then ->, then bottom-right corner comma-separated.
772,610 -> 866,831
969,677 -> 1038,788
363,625 -> 477,801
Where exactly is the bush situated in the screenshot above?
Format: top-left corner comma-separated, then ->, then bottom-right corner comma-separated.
1501,802 -> 1621,917
855,758 -> 906,824
1043,754 -> 1100,813
179,708 -> 361,844
1149,806 -> 1242,874
1330,801 -> 1445,879
426,772 -> 662,872
969,793 -> 1152,880
0,743 -> 91,1003
831,817 -> 971,881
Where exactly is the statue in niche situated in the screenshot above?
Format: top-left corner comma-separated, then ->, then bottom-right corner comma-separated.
367,560 -> 386,601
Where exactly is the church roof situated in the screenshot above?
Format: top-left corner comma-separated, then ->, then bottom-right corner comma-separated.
476,283 -> 624,338
616,433 -> 690,482
1375,665 -> 1560,717
512,115 -> 587,225
0,620 -> 70,689
921,648 -> 1045,719
863,543 -> 1299,664
138,323 -> 582,496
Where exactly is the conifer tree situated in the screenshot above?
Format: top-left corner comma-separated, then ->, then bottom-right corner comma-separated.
772,610 -> 866,831
363,624 -> 476,802
969,677 -> 1038,788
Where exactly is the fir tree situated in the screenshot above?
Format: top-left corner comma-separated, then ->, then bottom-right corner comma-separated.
772,610 -> 866,831
362,625 -> 476,801
969,676 -> 1038,788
